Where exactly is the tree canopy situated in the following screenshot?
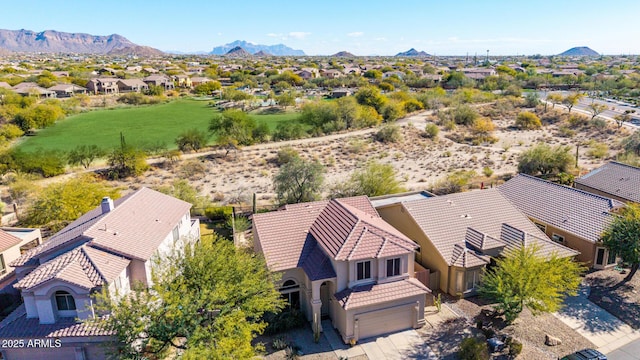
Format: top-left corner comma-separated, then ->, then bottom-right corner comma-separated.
329,161 -> 406,198
89,235 -> 284,359
478,244 -> 584,324
602,204 -> 640,282
517,143 -> 573,177
273,157 -> 325,205
209,109 -> 265,151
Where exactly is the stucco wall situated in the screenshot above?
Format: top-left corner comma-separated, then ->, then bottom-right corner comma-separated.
536,220 -> 595,266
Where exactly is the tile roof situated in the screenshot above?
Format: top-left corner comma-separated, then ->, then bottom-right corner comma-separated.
15,245 -> 129,291
310,200 -> 418,262
499,174 -> 622,242
299,241 -> 336,281
401,189 -> 577,266
499,223 -> 579,259
0,230 -> 22,253
450,243 -> 490,268
464,227 -> 505,252
575,162 -> 640,203
0,305 -> 113,339
334,278 -> 430,310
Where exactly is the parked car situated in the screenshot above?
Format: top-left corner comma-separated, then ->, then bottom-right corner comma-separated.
560,349 -> 607,360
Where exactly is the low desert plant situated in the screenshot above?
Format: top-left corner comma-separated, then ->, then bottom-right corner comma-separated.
458,337 -> 489,360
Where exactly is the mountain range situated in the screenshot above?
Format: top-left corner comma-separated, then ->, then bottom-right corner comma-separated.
210,40 -> 304,56
0,29 -> 163,55
396,48 -> 430,57
558,46 -> 599,56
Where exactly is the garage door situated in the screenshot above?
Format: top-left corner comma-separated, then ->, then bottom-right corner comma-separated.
356,304 -> 414,340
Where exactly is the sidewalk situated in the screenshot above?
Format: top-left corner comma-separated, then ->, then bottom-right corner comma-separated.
553,285 -> 640,354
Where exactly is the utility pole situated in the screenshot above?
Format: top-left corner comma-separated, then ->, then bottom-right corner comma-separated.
486,49 -> 489,64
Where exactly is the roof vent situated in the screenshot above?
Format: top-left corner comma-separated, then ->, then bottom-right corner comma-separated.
461,214 -> 472,219
446,199 -> 454,205
101,197 -> 114,214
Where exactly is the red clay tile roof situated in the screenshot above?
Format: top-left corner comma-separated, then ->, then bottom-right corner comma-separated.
0,230 -> 22,253
402,189 -> 577,266
310,200 -> 418,261
15,246 -> 129,291
499,174 -> 622,243
334,278 -> 430,310
575,162 -> 640,203
0,305 -> 113,339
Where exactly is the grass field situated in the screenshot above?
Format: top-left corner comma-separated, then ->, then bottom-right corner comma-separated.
16,99 -> 299,153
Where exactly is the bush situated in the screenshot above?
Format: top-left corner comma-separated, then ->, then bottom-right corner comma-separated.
226,216 -> 251,232
453,104 -> 479,126
458,337 -> 489,360
175,129 -> 209,152
263,309 -> 307,336
272,122 -> 307,141
276,147 -> 300,166
424,123 -> 439,139
117,92 -> 150,105
508,339 -> 523,357
205,206 -> 233,221
482,167 -> 494,177
587,141 -> 608,159
11,149 -> 66,177
515,111 -> 542,130
375,125 -> 402,143
518,143 -> 573,177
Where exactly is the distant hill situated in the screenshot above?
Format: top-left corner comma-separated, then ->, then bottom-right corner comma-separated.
558,46 -> 599,56
224,46 -> 252,58
0,47 -> 11,56
332,51 -> 355,57
0,29 -> 162,55
107,45 -> 164,57
211,40 -> 305,56
253,50 -> 271,56
396,48 -> 430,57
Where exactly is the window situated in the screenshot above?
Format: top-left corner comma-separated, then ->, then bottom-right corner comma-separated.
465,269 -> 482,292
386,258 -> 401,277
356,261 -> 371,281
551,233 -> 565,243
607,250 -> 617,266
534,222 -> 546,233
0,254 -> 5,276
279,280 -> 300,310
55,291 -> 76,311
172,226 -> 180,243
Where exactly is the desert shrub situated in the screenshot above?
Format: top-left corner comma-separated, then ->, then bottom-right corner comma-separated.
482,167 -> 494,177
347,139 -> 368,154
272,336 -> 288,351
175,129 -> 209,152
458,337 -> 489,360
567,114 -> 589,128
179,159 -> 207,178
518,143 -> 574,177
263,309 -> 306,336
226,216 -> 251,232
431,170 -> 476,195
10,149 -> 66,177
403,98 -> 424,113
276,147 -> 300,166
205,206 -> 233,221
453,104 -> 479,125
424,123 -> 439,139
381,101 -> 406,122
272,122 -> 307,141
556,125 -> 576,138
117,92 -> 149,105
515,111 -> 542,130
589,117 -> 608,133
375,125 -> 402,143
623,131 -> 640,155
470,117 -> 496,143
509,339 -> 523,357
503,85 -> 522,97
587,141 -> 609,159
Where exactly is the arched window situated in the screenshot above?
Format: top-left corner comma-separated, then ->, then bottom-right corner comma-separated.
279,280 -> 300,310
54,291 -> 76,311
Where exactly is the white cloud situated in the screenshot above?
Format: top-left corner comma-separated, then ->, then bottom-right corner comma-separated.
266,33 -> 280,37
347,32 -> 364,37
288,32 -> 311,39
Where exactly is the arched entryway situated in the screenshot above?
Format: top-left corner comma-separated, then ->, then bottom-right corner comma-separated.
320,281 -> 330,320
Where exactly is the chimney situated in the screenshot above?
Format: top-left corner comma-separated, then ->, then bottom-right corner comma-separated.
101,197 -> 114,214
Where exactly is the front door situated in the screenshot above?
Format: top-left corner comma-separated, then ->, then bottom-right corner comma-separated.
320,282 -> 330,318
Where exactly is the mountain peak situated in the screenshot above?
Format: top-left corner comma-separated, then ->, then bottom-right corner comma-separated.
224,46 -> 252,58
396,48 -> 430,57
211,40 -> 305,56
558,46 -> 599,56
332,50 -> 355,57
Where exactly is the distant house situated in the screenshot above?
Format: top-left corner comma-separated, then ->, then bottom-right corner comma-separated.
143,74 -> 175,91
382,71 -> 405,79
461,68 -> 496,80
116,79 -> 149,93
499,174 -> 623,268
12,83 -> 56,98
330,88 -> 352,98
0,228 -> 42,285
253,197 -> 430,344
320,69 -> 343,79
376,189 -> 578,297
51,71 -> 69,78
190,76 -> 212,87
98,67 -> 118,76
0,82 -> 11,89
172,74 -> 192,88
47,84 -> 87,98
0,188 -> 200,360
575,162 -> 640,204
86,78 -> 119,95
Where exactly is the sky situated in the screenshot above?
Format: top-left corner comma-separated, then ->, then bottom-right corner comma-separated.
5,0 -> 640,56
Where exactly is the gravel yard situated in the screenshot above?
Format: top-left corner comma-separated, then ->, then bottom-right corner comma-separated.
586,268 -> 640,330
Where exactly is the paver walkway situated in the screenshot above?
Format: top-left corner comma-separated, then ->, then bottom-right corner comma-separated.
554,285 -> 640,354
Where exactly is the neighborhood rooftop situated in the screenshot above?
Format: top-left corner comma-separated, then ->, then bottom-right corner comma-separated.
575,161 -> 640,203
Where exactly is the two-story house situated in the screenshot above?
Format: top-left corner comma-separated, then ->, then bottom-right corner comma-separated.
85,78 -> 119,95
142,74 -> 175,91
252,196 -> 430,344
0,187 -> 200,360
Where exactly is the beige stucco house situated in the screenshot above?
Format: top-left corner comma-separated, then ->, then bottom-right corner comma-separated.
252,196 -> 430,344
0,227 -> 42,285
376,189 -> 578,297
0,188 -> 200,360
499,174 -> 624,268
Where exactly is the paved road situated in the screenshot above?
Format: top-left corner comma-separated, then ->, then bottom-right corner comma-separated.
608,338 -> 640,360
538,91 -> 640,127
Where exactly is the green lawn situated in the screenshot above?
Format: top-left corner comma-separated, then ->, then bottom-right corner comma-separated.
16,99 -> 299,153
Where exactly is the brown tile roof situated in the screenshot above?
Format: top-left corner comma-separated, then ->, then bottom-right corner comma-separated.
310,200 -> 418,262
464,227 -> 505,252
402,189 -> 577,266
450,243 -> 490,268
575,162 -> 640,203
0,305 -> 113,339
15,246 -> 129,291
0,230 -> 22,253
334,278 -> 429,310
499,174 -> 622,242
499,223 -> 579,259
